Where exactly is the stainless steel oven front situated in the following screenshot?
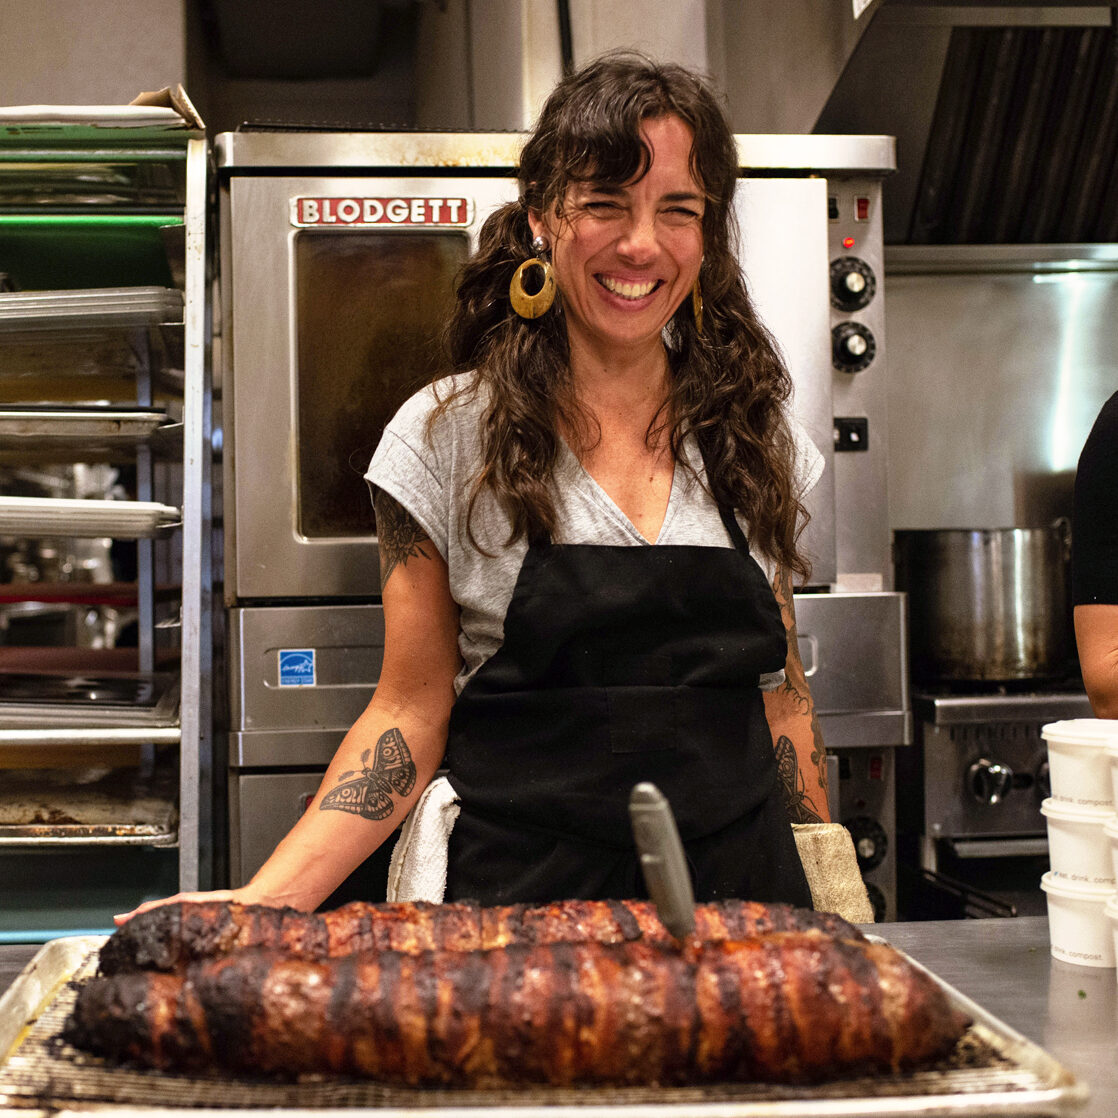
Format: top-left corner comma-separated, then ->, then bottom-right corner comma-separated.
219,161 -> 520,601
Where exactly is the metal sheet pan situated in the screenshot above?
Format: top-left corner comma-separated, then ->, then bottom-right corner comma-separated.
0,408 -> 181,463
0,766 -> 178,847
0,823 -> 177,847
0,935 -> 1090,1117
0,286 -> 182,331
0,496 -> 180,538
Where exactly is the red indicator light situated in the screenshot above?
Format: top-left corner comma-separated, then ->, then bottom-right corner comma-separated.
868,755 -> 884,781
855,196 -> 871,221
842,236 -> 855,249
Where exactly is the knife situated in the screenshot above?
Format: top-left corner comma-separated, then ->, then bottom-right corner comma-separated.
628,782 -> 696,941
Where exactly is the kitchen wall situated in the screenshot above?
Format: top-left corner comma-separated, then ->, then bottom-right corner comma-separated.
885,251 -> 1118,532
0,1 -> 882,135
0,0 -> 186,106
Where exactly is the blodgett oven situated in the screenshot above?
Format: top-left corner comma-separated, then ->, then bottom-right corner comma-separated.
214,131 -> 901,903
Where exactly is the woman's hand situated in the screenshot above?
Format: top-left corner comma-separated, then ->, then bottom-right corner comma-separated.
114,887 -> 261,926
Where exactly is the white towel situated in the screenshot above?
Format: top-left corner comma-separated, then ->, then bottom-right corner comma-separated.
387,775 -> 460,903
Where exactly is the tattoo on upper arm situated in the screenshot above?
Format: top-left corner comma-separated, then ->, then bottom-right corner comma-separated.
773,734 -> 825,824
373,488 -> 433,591
771,567 -> 828,793
319,727 -> 417,821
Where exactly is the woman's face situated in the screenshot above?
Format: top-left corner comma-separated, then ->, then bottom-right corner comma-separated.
529,114 -> 705,366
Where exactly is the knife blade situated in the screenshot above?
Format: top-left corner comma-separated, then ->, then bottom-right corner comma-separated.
628,781 -> 696,941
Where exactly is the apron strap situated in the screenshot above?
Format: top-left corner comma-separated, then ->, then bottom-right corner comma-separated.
694,433 -> 753,558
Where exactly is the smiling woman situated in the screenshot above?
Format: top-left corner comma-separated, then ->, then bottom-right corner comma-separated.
116,52 -> 868,928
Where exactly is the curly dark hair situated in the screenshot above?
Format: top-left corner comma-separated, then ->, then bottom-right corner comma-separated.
436,50 -> 811,581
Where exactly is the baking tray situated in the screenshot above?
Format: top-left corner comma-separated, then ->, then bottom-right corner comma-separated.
0,286 -> 183,331
0,496 -> 180,538
0,669 -> 181,731
0,407 -> 181,462
0,765 -> 178,848
0,935 -> 1089,1117
0,408 -> 169,439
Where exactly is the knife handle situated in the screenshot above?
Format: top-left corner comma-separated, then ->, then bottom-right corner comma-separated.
629,782 -> 696,939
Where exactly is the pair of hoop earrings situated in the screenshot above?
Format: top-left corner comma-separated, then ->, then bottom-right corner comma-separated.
508,234 -> 705,335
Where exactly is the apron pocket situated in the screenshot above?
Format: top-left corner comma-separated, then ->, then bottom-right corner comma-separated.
607,685 -> 678,754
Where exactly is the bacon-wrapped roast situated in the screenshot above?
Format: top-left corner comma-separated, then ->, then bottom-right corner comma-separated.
66,933 -> 967,1086
97,897 -> 864,975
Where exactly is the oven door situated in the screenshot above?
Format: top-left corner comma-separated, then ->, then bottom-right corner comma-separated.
222,175 -> 519,601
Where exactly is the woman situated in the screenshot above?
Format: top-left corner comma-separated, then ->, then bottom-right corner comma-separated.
121,53 -> 849,921
1073,391 -> 1118,717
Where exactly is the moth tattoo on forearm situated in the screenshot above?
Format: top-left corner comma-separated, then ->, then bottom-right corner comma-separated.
319,727 -> 417,820
773,734 -> 825,824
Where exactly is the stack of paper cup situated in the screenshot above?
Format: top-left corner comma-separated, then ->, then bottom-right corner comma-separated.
1040,719 -> 1118,967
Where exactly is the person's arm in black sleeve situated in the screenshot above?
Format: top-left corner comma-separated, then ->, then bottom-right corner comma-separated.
1072,393 -> 1118,718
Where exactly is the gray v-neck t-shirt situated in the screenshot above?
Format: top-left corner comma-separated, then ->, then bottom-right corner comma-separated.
366,372 -> 823,696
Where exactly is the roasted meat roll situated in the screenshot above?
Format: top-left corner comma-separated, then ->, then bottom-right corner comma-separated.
98,896 -> 864,975
68,933 -> 967,1086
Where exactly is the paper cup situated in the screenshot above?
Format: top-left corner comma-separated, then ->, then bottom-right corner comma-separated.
1041,799 -> 1115,886
1042,719 -> 1118,808
1108,894 -> 1118,979
1109,740 -> 1118,808
1106,815 -> 1118,885
1047,953 -> 1118,1036
1041,872 -> 1116,967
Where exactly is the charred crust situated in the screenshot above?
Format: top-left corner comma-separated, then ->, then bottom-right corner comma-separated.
609,898 -> 643,941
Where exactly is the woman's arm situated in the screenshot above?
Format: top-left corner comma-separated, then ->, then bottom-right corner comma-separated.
116,491 -> 460,921
762,568 -> 830,823
1075,604 -> 1118,718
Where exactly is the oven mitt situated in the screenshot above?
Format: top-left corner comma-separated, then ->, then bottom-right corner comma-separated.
792,822 -> 875,924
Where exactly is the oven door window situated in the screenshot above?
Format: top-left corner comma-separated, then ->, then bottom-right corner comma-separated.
294,230 -> 469,538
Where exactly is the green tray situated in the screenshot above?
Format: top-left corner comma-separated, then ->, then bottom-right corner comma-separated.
0,214 -> 182,290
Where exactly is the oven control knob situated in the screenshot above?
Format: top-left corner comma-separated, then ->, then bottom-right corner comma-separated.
967,758 -> 1013,805
862,881 -> 888,923
844,814 -> 888,871
830,256 -> 877,311
1036,760 -> 1051,800
831,322 -> 876,373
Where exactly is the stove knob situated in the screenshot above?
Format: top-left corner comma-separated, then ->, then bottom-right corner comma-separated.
862,881 -> 888,923
967,758 -> 1014,805
830,256 -> 877,311
844,814 -> 888,871
831,322 -> 876,373
1036,760 -> 1051,800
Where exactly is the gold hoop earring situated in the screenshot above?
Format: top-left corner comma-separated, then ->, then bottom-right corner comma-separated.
692,279 -> 704,336
509,238 -> 557,319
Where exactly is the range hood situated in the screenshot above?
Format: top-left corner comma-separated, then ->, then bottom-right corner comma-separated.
816,2 -> 1118,244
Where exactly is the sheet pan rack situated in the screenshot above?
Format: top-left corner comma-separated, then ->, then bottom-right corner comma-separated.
0,109 -> 211,917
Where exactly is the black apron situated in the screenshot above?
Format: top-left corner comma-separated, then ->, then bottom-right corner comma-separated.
443,490 -> 811,909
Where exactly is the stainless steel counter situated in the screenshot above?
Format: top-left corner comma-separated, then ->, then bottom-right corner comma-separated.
879,917 -> 1114,1117
2,916 -> 1114,1115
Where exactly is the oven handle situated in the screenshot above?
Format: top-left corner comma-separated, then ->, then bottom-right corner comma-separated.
900,864 -> 1019,919
948,836 -> 1049,860
796,633 -> 819,678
